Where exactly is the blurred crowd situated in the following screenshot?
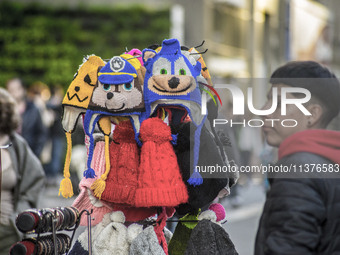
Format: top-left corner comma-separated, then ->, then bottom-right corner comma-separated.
5,78 -> 67,186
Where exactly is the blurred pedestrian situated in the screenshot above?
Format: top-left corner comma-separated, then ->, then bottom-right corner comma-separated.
44,85 -> 66,185
0,88 -> 45,254
6,78 -> 48,158
255,61 -> 340,254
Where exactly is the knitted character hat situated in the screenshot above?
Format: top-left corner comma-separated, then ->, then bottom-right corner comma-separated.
184,219 -> 238,255
168,211 -> 200,255
130,226 -> 166,255
140,38 -> 206,186
134,117 -> 188,207
84,54 -> 145,198
59,55 -> 105,198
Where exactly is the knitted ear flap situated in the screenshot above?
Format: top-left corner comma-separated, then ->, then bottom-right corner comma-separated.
59,55 -> 104,198
135,117 -> 188,207
90,116 -> 112,198
82,112 -> 103,179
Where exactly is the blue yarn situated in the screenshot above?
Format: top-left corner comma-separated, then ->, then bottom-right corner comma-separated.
98,56 -> 137,85
171,133 -> 178,145
83,168 -> 96,178
83,112 -> 102,178
187,117 -> 206,186
141,39 -> 202,122
135,132 -> 143,147
187,171 -> 203,186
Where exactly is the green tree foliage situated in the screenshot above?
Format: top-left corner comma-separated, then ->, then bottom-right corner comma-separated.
0,2 -> 169,89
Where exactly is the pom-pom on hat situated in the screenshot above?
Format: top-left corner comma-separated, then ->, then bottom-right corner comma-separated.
59,55 -> 105,198
208,203 -> 226,223
126,48 -> 144,66
134,117 -> 189,207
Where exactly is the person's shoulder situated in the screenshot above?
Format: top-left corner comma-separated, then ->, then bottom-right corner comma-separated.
10,132 -> 28,145
279,151 -> 333,165
25,100 -> 40,113
272,151 -> 335,188
10,132 -> 35,154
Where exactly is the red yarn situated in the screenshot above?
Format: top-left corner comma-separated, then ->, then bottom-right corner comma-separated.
135,117 -> 188,207
154,207 -> 169,255
114,205 -> 157,222
100,121 -> 139,205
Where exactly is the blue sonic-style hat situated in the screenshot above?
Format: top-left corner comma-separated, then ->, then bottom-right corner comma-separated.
82,54 -> 145,198
139,38 -> 207,186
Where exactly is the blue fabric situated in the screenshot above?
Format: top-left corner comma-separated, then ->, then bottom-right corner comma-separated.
83,112 -> 102,178
98,56 -> 137,85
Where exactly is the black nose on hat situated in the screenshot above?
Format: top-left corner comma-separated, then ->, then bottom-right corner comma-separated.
168,77 -> 180,89
107,92 -> 114,99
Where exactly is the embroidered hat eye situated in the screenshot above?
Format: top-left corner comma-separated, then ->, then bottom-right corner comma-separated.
160,68 -> 167,75
103,84 -> 111,91
123,83 -> 133,91
179,68 -> 186,75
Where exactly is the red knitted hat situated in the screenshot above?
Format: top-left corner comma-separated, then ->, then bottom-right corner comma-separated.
134,117 -> 188,207
100,120 -> 139,205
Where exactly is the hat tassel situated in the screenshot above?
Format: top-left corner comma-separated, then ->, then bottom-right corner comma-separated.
91,134 -> 110,199
83,126 -> 97,178
187,126 -> 204,186
59,131 -> 74,198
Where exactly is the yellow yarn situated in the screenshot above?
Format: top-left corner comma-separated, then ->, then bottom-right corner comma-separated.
98,72 -> 137,78
111,116 -> 129,124
59,132 -> 74,198
120,54 -> 142,71
62,55 -> 104,109
91,117 -> 112,199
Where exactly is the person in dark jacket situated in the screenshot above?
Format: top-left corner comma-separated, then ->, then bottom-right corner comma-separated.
255,61 -> 340,255
6,78 -> 47,158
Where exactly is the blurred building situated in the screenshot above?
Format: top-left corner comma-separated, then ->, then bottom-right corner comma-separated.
169,0 -> 340,120
10,0 -> 340,76
6,0 -> 340,122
